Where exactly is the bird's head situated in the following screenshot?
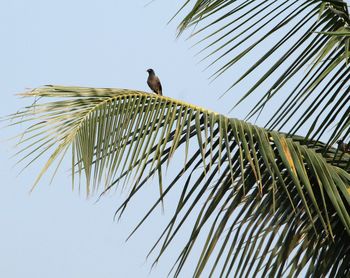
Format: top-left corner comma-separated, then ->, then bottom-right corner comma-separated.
147,68 -> 155,75
337,139 -> 344,144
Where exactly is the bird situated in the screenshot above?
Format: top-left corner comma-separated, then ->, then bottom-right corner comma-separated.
337,139 -> 350,153
146,68 -> 162,96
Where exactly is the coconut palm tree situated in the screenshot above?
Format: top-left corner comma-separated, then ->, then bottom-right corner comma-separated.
7,1 -> 350,277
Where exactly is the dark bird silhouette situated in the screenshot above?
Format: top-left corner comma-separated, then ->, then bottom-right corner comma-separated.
147,68 -> 162,96
337,139 -> 350,153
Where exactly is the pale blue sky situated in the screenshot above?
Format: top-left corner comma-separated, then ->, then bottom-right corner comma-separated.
0,1 -> 230,277
0,1 -> 311,277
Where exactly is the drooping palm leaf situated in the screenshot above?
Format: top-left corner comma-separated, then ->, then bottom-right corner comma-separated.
175,0 -> 350,150
8,86 -> 350,276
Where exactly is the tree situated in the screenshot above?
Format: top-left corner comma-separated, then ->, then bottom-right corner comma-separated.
7,1 -> 350,277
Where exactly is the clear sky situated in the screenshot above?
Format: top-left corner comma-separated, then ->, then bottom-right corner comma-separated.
0,1 -> 310,277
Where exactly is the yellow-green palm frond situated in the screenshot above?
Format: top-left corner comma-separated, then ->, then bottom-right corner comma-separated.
8,85 -> 350,276
175,0 -> 350,152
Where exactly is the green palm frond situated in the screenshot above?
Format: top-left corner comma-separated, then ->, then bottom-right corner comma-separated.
8,85 -> 350,276
176,0 -> 350,149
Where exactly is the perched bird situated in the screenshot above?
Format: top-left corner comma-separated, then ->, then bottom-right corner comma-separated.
337,139 -> 350,153
147,68 -> 162,96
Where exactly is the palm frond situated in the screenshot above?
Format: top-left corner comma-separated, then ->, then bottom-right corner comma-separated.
8,85 -> 350,276
176,0 -> 350,151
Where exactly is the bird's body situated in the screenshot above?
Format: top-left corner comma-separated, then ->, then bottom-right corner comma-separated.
147,69 -> 162,96
337,140 -> 350,153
